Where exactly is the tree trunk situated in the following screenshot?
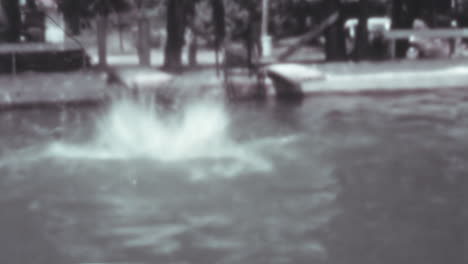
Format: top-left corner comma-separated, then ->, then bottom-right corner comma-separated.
392,0 -> 409,58
26,0 -> 36,9
211,0 -> 225,51
60,0 -> 81,35
355,0 -> 369,61
324,0 -> 346,61
164,0 -> 187,70
2,0 -> 21,42
211,0 -> 225,72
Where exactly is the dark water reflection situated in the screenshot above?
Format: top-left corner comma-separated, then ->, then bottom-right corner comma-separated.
1,89 -> 468,264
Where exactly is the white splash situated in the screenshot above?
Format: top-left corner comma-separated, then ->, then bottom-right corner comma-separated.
44,98 -> 292,180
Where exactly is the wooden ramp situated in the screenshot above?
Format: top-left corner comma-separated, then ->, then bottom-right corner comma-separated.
266,60 -> 468,96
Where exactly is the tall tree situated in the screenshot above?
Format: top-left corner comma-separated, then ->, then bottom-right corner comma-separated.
324,0 -> 346,61
1,0 -> 21,42
392,0 -> 409,58
211,0 -> 225,51
59,0 -> 81,35
164,0 -> 187,70
211,0 -> 225,72
355,0 -> 369,60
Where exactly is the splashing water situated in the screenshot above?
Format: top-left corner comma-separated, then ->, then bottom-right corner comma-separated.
42,97 -> 295,180
55,98 -> 231,161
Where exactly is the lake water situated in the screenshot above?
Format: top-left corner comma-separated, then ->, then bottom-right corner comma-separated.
1,87 -> 468,264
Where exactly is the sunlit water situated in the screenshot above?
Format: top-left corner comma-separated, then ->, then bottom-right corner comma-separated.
1,86 -> 468,264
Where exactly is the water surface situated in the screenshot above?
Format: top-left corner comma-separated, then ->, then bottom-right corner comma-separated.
1,88 -> 468,264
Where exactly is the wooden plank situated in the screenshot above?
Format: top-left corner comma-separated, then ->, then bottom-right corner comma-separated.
385,29 -> 468,39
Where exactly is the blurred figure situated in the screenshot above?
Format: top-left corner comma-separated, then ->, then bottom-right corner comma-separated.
407,18 -> 451,59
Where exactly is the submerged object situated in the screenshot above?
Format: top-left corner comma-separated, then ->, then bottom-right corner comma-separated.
265,63 -> 326,97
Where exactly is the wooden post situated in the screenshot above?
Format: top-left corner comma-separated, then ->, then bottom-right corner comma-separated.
97,15 -> 108,69
138,15 -> 151,66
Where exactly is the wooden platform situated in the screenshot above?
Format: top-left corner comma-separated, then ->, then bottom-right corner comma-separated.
0,42 -> 88,73
265,59 -> 468,96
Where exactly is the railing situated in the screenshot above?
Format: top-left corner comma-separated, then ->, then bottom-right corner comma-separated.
385,29 -> 468,39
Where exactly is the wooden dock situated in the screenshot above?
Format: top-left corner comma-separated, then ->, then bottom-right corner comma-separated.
265,59 -> 468,96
